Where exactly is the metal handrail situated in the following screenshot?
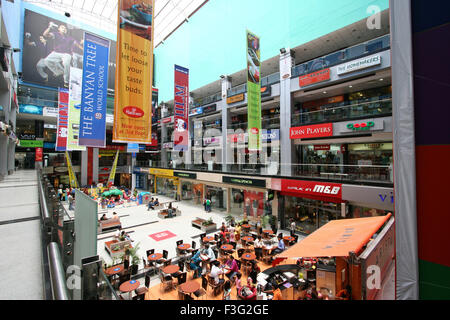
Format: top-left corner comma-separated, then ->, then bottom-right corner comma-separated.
47,242 -> 70,300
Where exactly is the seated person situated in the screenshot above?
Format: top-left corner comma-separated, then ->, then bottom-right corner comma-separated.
224,255 -> 240,281
272,234 -> 286,255
167,202 -> 174,218
336,285 -> 352,300
120,230 -> 133,242
154,198 -> 160,206
210,260 -> 225,286
111,212 -> 119,220
190,250 -> 202,278
99,214 -> 108,221
147,198 -> 155,211
248,260 -> 260,285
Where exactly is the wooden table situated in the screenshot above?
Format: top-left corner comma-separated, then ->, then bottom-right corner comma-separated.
179,280 -> 200,294
105,265 -> 124,276
241,253 -> 257,261
241,236 -> 254,243
262,229 -> 273,236
162,265 -> 180,275
283,236 -> 295,243
148,253 -> 163,261
203,236 -> 215,243
178,243 -> 191,250
221,244 -> 233,252
120,280 -> 140,299
241,224 -> 251,230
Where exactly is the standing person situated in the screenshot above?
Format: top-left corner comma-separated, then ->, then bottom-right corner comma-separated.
290,218 -> 296,237
68,193 -> 74,211
58,187 -> 63,201
206,198 -> 212,212
223,280 -> 232,300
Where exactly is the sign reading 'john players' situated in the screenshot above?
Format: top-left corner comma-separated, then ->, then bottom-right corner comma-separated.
79,33 -> 110,147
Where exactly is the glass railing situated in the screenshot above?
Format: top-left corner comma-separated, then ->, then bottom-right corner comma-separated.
292,99 -> 392,126
226,72 -> 281,98
291,34 -> 390,78
292,163 -> 393,183
193,92 -> 221,108
97,268 -> 119,300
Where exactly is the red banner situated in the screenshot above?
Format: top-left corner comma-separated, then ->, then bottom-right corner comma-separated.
290,123 -> 333,139
299,68 -> 330,87
272,178 -> 342,202
55,88 -> 69,151
174,65 -> 189,151
35,148 -> 43,162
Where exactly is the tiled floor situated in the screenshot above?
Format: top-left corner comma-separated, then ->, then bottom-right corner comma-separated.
0,170 -> 44,300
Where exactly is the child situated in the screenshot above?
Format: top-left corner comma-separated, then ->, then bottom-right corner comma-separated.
235,273 -> 242,295
223,280 -> 231,300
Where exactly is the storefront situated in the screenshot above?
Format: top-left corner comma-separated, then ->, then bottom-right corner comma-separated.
205,185 -> 227,212
271,178 -> 345,235
175,172 -> 204,207
149,168 -> 178,199
342,184 -> 394,219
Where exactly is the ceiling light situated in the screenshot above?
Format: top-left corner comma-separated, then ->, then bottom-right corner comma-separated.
379,78 -> 384,81
323,91 -> 327,94
349,85 -> 353,88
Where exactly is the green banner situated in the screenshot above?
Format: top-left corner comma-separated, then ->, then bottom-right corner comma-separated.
247,30 -> 262,151
19,140 -> 43,148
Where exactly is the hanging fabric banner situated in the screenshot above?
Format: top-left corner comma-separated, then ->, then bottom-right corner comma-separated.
56,88 -> 69,151
246,30 -> 262,151
79,32 -> 110,147
65,151 -> 79,188
113,0 -> 155,144
67,67 -> 86,151
174,65 -> 189,151
107,149 -> 120,187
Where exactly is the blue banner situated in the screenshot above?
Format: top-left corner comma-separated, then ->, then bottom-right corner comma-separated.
79,32 -> 110,147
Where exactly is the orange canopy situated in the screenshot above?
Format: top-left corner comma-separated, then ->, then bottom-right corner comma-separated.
276,214 -> 392,259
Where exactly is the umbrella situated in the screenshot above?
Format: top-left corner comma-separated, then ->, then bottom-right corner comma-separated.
110,189 -> 123,196
102,190 -> 112,197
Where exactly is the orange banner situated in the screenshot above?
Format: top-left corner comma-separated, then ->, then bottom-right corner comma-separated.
113,0 -> 154,143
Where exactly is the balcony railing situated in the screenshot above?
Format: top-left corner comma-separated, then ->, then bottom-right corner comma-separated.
292,98 -> 392,126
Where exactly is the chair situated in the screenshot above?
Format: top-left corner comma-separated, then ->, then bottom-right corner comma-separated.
176,240 -> 183,246
146,249 -> 155,258
192,241 -> 197,250
207,274 -> 224,296
235,259 -> 242,271
185,260 -> 194,279
178,260 -> 185,272
163,259 -> 172,267
135,273 -> 149,296
142,258 -> 152,271
159,270 -> 173,291
242,260 -> 252,275
177,272 -> 187,286
237,248 -> 245,258
193,276 -> 208,300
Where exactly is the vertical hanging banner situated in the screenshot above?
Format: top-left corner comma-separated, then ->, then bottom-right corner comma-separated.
246,30 -> 262,151
174,65 -> 189,151
79,32 -> 110,148
107,149 -> 120,187
56,88 -> 69,151
67,67 -> 86,151
65,151 -> 79,189
113,0 -> 155,144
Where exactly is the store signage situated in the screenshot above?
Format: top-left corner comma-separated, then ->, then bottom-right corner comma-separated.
338,118 -> 385,134
19,104 -> 43,115
149,168 -> 174,177
261,129 -> 280,142
189,107 -> 203,116
227,93 -> 245,104
314,144 -> 331,151
227,132 -> 246,143
174,172 -> 197,179
299,68 -> 330,87
273,179 -> 342,201
203,136 -> 221,146
42,107 -> 58,117
19,140 -> 43,148
337,54 -> 382,75
127,143 -> 140,153
44,142 -> 56,149
203,104 -> 217,114
162,116 -> 173,124
19,133 -> 36,140
261,86 -> 272,97
222,176 -> 266,188
290,123 -> 333,139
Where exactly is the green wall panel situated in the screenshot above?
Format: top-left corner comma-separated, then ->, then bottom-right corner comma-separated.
154,0 -> 389,102
419,259 -> 450,299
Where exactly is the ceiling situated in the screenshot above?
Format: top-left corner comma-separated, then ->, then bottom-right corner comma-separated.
24,0 -> 208,47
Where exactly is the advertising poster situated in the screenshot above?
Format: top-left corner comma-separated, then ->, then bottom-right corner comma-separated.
113,0 -> 154,144
246,30 -> 262,151
35,148 -> 43,162
67,67 -> 86,151
22,9 -> 116,90
79,32 -> 110,147
55,88 -> 69,151
174,64 -> 189,151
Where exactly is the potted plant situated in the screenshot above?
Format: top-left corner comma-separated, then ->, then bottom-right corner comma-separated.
126,242 -> 141,275
224,214 -> 234,225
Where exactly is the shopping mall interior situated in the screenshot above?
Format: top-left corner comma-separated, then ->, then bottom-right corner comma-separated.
0,0 -> 449,302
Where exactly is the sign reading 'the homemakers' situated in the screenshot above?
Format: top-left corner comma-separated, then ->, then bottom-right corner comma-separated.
290,123 -> 333,139
337,54 -> 382,75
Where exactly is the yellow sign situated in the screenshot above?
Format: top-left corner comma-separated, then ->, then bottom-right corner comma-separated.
227,93 -> 245,104
113,0 -> 155,144
65,151 -> 79,188
149,168 -> 174,177
107,149 -> 120,186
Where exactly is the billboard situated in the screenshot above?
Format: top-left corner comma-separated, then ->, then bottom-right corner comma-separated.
22,9 -> 116,90
113,0 -> 155,144
55,88 -> 69,151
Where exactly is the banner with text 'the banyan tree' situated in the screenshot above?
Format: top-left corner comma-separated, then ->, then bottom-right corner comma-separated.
113,0 -> 155,144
